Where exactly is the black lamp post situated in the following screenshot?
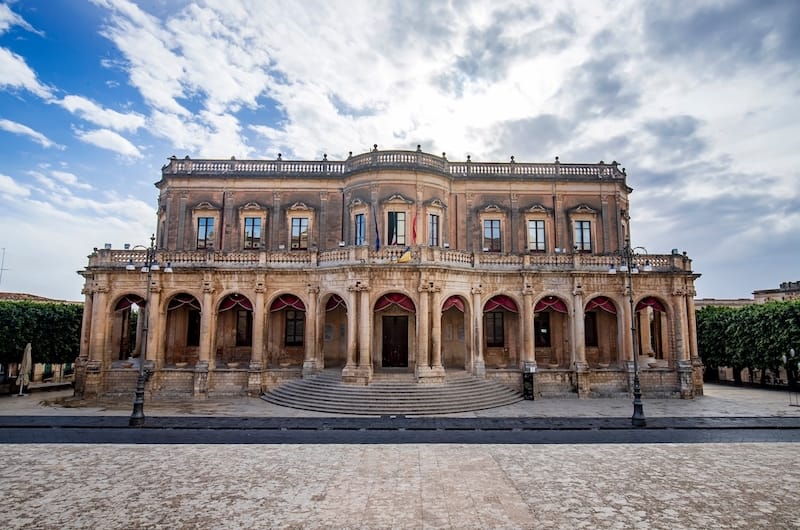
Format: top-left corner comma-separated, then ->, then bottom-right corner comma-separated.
126,234 -> 172,427
609,237 -> 649,427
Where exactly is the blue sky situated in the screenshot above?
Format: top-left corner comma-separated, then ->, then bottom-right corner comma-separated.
0,0 -> 798,301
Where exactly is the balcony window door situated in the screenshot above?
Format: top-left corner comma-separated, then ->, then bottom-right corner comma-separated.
290,217 -> 309,250
387,211 -> 406,245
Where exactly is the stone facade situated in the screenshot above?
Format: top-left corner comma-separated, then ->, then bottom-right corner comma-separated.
76,147 -> 702,400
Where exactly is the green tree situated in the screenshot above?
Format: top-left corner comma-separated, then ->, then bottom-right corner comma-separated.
0,301 -> 83,374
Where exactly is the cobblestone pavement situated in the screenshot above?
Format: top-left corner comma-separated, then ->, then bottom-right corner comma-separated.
0,442 -> 798,529
2,383 -> 800,418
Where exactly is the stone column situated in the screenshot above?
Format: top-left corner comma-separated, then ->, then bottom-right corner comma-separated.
303,284 -> 319,376
672,290 -> 687,361
343,282 -> 372,384
251,282 -> 265,367
521,285 -> 535,371
89,284 -> 108,364
198,282 -> 214,368
572,288 -> 586,366
345,287 -> 358,368
430,286 -> 443,370
79,286 -> 93,361
416,284 -> 430,376
471,286 -> 485,377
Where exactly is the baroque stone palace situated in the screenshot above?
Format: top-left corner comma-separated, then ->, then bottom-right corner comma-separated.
76,146 -> 702,400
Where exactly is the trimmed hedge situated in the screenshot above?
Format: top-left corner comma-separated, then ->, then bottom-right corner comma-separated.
697,300 -> 800,386
0,301 -> 83,366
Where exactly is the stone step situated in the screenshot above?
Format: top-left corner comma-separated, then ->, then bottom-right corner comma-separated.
261,369 -> 523,415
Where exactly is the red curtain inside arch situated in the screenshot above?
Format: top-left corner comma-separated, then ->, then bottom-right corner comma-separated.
115,295 -> 145,311
636,296 -> 666,312
484,295 -> 518,313
167,293 -> 201,311
442,296 -> 465,312
270,294 -> 306,312
585,296 -> 617,314
326,294 -> 346,312
534,296 -> 567,313
375,293 -> 416,312
219,294 -> 253,312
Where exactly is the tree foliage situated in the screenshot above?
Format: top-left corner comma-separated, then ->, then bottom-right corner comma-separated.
697,301 -> 800,386
0,301 -> 83,367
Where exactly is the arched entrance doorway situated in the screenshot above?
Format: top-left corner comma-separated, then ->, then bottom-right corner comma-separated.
165,293 -> 201,366
533,296 -> 569,368
110,294 -> 145,362
483,295 -> 519,368
375,293 -> 415,368
636,296 -> 668,362
441,295 -> 469,369
215,293 -> 253,368
268,294 -> 306,367
584,296 -> 619,367
322,294 -> 348,368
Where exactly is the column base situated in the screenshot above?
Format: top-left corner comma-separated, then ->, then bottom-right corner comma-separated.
416,365 -> 446,384
302,359 -> 318,378
193,361 -> 209,399
574,361 -> 590,398
472,360 -> 486,378
247,361 -> 263,396
341,365 -> 372,385
677,359 -> 695,399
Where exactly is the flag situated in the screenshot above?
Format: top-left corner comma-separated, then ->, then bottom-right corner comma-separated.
397,246 -> 412,263
411,209 -> 417,245
372,205 -> 380,251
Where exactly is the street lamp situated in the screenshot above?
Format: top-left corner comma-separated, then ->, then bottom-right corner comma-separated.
609,237 -> 647,427
125,234 -> 172,427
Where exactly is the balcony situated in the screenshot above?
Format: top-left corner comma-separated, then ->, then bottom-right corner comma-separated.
87,246 -> 693,274
162,149 -> 627,181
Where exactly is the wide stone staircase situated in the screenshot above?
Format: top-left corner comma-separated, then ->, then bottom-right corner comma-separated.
261,369 -> 523,415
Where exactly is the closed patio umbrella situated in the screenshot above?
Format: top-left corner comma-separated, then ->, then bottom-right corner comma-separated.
16,343 -> 31,396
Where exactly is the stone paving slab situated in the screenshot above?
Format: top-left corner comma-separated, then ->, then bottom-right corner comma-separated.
0,443 -> 797,529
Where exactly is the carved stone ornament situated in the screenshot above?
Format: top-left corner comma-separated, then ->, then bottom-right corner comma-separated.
383,193 -> 413,205
192,201 -> 218,211
482,204 -> 504,213
239,202 -> 263,212
569,204 -> 597,215
288,201 -> 313,212
524,203 -> 551,214
425,198 -> 447,209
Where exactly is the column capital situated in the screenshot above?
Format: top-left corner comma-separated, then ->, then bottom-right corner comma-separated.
470,286 -> 484,295
203,281 -> 215,294
307,283 -> 320,294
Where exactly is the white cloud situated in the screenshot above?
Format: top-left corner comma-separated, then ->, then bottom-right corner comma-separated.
0,173 -> 30,197
51,170 -> 93,191
0,47 -> 52,99
58,95 -> 146,132
75,128 -> 142,158
0,3 -> 42,36
0,118 -> 63,149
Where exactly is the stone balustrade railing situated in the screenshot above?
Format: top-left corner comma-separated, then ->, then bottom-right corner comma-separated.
89,247 -> 691,273
162,150 -> 626,180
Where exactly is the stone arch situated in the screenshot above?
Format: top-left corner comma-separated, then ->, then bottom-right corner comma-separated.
164,293 -> 202,366
584,295 -> 621,367
320,292 -> 349,368
267,292 -> 307,367
482,293 -> 521,368
533,294 -> 570,368
635,295 -> 671,363
214,293 -> 254,368
440,293 -> 471,369
109,293 -> 146,363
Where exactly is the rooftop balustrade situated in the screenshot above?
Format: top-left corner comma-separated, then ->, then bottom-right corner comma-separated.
88,246 -> 692,274
162,149 -> 626,181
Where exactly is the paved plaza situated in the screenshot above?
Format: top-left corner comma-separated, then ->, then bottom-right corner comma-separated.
1,384 -> 798,529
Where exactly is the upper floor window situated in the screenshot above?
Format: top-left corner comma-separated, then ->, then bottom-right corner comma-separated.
428,214 -> 439,246
197,217 -> 214,249
291,217 -> 309,250
528,220 -> 546,252
387,211 -> 406,245
483,219 -> 501,252
243,217 -> 261,249
354,213 -> 366,246
574,220 -> 592,252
